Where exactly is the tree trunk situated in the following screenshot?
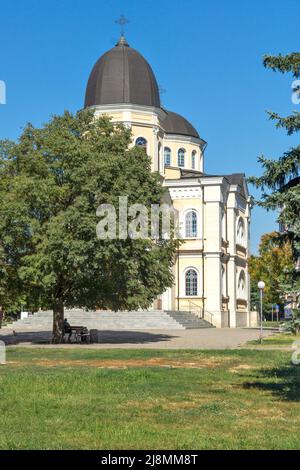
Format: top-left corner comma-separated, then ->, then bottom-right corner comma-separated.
52,299 -> 64,343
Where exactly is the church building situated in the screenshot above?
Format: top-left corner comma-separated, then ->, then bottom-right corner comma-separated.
84,35 -> 252,328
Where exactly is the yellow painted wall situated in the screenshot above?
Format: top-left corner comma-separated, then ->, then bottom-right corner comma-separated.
94,108 -> 204,173
172,197 -> 202,247
164,167 -> 181,179
171,196 -> 204,313
162,139 -> 203,171
174,254 -> 203,312
92,105 -> 250,324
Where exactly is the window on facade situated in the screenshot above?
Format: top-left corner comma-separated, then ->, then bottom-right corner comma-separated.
178,148 -> 185,167
135,137 -> 147,151
222,211 -> 226,240
191,150 -> 196,169
185,210 -> 197,238
164,147 -> 171,166
237,271 -> 246,299
185,269 -> 198,296
221,265 -> 226,296
237,218 -> 245,246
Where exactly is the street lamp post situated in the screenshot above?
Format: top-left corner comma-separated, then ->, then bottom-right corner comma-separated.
258,281 -> 265,344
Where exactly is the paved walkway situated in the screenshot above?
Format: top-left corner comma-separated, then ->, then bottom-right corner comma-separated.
0,327 -> 277,349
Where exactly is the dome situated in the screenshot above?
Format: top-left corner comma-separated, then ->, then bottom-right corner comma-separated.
85,36 -> 160,108
162,110 -> 200,139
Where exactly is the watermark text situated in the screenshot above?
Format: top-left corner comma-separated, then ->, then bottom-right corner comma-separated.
291,339 -> 300,365
291,80 -> 300,105
0,341 -> 6,365
0,80 -> 6,105
96,196 -> 179,240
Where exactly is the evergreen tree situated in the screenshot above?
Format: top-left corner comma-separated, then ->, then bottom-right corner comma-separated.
0,111 -> 177,342
249,52 -> 300,301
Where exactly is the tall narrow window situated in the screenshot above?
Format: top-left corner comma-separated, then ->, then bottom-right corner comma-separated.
164,147 -> 171,166
221,265 -> 226,296
185,211 -> 197,238
237,218 -> 245,246
221,211 -> 226,240
178,148 -> 185,167
191,150 -> 196,169
158,142 -> 161,171
237,271 -> 246,299
185,269 -> 198,296
135,137 -> 147,151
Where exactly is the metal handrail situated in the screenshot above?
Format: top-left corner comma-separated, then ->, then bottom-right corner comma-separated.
188,300 -> 201,316
202,309 -> 214,325
186,301 -> 215,326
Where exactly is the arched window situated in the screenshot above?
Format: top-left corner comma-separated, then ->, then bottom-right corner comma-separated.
185,210 -> 197,238
185,269 -> 198,296
135,137 -> 147,151
191,150 -> 196,169
237,218 -> 245,246
178,148 -> 185,167
237,271 -> 246,299
164,147 -> 171,166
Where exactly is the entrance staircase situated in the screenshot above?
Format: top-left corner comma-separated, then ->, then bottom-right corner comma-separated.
166,310 -> 215,329
8,309 -> 214,331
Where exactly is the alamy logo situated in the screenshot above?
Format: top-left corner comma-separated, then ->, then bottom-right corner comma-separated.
0,341 -> 6,365
291,80 -> 300,105
96,196 -> 179,240
291,340 -> 300,366
0,80 -> 6,104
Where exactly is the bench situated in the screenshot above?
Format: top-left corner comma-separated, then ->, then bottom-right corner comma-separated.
64,326 -> 98,344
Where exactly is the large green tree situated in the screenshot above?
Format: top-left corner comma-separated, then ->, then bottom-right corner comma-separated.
0,139 -> 27,315
249,231 -> 294,314
0,111 -> 177,342
249,52 -> 300,298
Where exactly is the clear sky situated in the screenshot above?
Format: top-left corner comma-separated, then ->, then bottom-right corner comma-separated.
0,0 -> 299,253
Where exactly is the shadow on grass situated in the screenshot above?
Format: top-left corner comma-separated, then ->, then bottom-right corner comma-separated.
243,364 -> 300,402
0,329 -> 178,346
98,330 -> 177,344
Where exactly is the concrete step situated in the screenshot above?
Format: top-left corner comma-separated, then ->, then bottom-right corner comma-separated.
9,308 -> 215,331
165,310 -> 214,329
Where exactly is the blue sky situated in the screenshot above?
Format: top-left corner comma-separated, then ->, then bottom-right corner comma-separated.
0,0 -> 299,253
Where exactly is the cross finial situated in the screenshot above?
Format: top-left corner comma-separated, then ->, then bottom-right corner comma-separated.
115,14 -> 129,36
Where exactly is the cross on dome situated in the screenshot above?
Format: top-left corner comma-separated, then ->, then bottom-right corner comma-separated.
115,14 -> 129,36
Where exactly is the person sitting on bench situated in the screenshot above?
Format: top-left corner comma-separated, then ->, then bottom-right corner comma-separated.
63,318 -> 72,342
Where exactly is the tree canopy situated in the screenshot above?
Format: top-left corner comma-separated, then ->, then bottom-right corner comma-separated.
0,110 -> 177,341
249,232 -> 294,313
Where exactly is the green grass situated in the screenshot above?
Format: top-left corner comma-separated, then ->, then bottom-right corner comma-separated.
262,321 -> 281,328
248,332 -> 298,347
0,347 -> 299,449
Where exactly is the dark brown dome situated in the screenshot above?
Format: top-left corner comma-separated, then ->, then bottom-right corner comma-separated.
85,36 -> 160,108
162,110 -> 200,139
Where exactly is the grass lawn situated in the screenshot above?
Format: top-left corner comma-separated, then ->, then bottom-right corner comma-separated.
262,321 -> 282,328
0,347 -> 299,450
248,332 -> 298,347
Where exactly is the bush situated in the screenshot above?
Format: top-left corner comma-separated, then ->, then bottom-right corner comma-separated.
282,309 -> 300,335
